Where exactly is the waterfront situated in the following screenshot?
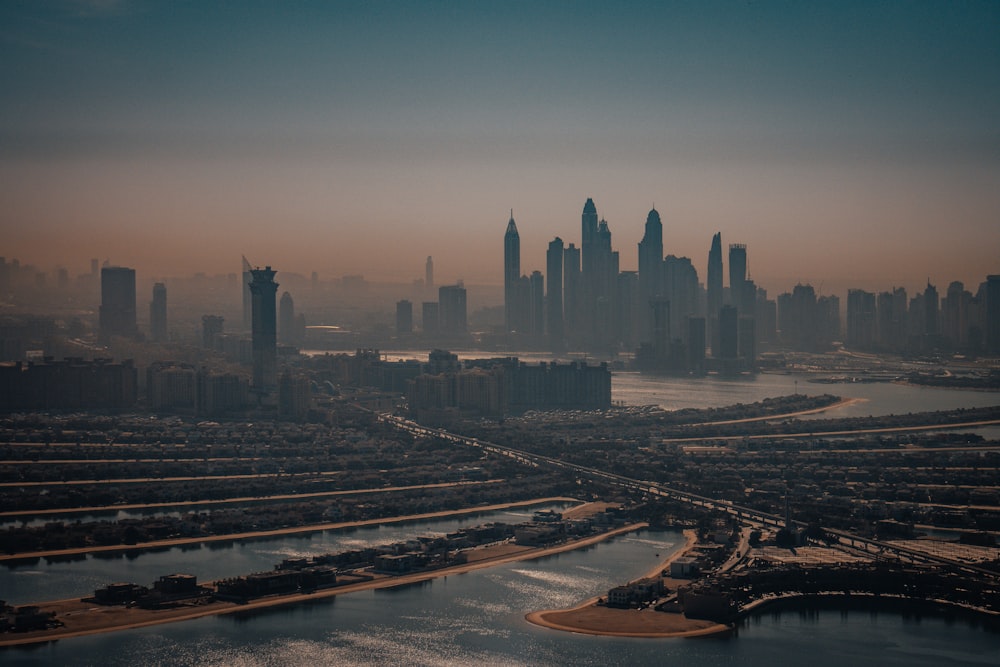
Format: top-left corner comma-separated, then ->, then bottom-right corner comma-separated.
4,371 -> 1000,663
5,526 -> 997,666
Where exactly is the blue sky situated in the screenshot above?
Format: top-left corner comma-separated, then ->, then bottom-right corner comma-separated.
2,1 -> 998,293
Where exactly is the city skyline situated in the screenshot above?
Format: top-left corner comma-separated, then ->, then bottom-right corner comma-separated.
2,2 -> 998,295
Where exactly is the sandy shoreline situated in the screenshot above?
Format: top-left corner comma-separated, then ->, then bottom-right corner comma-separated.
0,504 -> 639,648
525,528 -> 732,639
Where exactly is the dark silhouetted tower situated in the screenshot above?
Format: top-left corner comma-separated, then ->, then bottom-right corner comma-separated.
529,270 -> 544,337
581,198 -> 598,276
396,299 -> 413,335
706,233 -> 723,352
99,266 -> 137,341
563,243 -> 581,339
638,208 -> 664,342
439,284 -> 467,336
425,256 -> 434,289
546,237 -> 564,349
719,305 -> 739,359
729,243 -> 751,317
150,282 -> 167,343
504,212 -> 520,333
249,266 -> 278,394
241,256 -> 253,331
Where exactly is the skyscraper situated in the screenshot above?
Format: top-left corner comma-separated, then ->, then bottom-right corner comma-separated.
425,256 -> 434,289
99,266 -> 137,341
249,266 -> 278,394
279,291 -> 295,345
546,237 -> 564,350
847,289 -> 877,349
563,243 -> 581,339
729,243 -> 747,311
529,270 -> 544,337
241,256 -> 252,331
706,233 -> 723,352
504,212 -> 520,333
396,299 -> 413,335
150,282 -> 167,343
581,198 -> 598,277
638,208 -> 664,344
439,284 -> 467,336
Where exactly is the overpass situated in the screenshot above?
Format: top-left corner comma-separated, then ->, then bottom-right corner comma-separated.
380,413 -> 1000,581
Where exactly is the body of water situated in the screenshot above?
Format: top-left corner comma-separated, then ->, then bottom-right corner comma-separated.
5,521 -> 997,666
4,369 -> 999,664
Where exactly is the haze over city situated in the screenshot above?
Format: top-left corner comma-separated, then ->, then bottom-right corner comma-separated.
2,1 -> 998,296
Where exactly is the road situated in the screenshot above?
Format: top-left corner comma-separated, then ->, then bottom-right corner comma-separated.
380,413 -> 1000,582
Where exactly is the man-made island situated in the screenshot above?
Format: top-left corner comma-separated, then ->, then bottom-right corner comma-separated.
0,501 -> 635,646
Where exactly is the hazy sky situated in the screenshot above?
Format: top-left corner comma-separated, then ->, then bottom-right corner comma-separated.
2,1 -> 998,295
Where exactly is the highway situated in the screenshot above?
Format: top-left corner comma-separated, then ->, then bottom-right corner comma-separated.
380,413 -> 1000,582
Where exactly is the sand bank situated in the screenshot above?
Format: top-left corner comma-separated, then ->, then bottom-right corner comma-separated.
525,529 -> 731,638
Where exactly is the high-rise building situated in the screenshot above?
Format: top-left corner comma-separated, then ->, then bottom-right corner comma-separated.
664,255 -> 699,342
706,232 -> 723,352
529,270 -> 544,337
150,282 -> 167,343
778,284 -> 822,351
99,266 -> 137,341
581,198 -> 599,277
718,305 -> 739,359
846,289 -> 877,349
249,266 -> 278,394
617,271 -> 639,350
438,284 -> 467,336
638,208 -> 664,342
729,243 -> 749,313
941,281 -> 970,349
563,243 -> 581,338
504,212 -> 520,333
279,291 -> 295,345
923,281 -> 939,339
546,237 -> 564,350
396,299 -> 413,335
241,256 -> 252,331
425,256 -> 434,289
877,287 -> 908,351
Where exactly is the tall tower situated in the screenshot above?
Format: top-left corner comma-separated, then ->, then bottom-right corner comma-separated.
638,208 -> 664,342
504,212 -> 520,333
150,282 -> 167,343
563,243 -> 581,339
396,299 -> 413,335
99,266 -> 137,341
581,198 -> 599,275
241,256 -> 253,331
439,284 -> 467,336
249,266 -> 279,394
425,256 -> 434,289
546,237 -> 565,350
729,243 -> 748,312
279,291 -> 294,345
707,232 -> 723,352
